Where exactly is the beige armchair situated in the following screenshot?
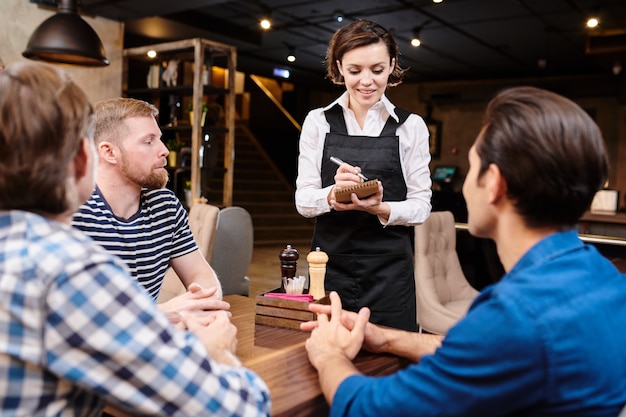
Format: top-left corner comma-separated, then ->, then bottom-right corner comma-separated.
157,202 -> 220,303
414,210 -> 480,335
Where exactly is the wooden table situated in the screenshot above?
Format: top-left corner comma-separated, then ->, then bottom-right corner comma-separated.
226,294 -> 408,417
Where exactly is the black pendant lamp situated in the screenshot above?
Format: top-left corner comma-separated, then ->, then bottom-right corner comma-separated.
22,0 -> 109,67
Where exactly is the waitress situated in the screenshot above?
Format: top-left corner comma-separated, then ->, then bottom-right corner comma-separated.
295,19 -> 432,331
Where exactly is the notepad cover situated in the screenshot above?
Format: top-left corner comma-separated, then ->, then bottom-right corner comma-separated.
334,179 -> 379,203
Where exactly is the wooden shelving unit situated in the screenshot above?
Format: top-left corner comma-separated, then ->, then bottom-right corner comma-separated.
123,38 -> 237,207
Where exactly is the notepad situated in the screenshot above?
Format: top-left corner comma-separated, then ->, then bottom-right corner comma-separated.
334,179 -> 379,203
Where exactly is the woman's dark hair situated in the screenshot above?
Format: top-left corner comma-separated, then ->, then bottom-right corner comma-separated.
475,86 -> 608,229
325,19 -> 407,86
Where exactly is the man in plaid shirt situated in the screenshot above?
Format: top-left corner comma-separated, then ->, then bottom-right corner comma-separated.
0,61 -> 270,416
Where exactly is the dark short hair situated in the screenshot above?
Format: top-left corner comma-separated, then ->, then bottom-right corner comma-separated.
0,62 -> 93,214
476,86 -> 608,229
325,19 -> 406,86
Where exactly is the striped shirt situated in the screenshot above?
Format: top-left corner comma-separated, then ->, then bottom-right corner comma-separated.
72,187 -> 197,298
0,210 -> 271,416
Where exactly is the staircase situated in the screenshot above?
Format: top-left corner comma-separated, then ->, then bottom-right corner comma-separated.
206,123 -> 315,247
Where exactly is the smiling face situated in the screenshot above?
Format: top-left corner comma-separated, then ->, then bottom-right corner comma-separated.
117,116 -> 169,189
337,40 -> 393,113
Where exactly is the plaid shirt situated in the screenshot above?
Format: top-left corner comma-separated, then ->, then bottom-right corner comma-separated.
0,211 -> 270,416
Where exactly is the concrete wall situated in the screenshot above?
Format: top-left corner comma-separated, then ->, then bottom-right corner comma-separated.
1,0 -> 124,103
309,78 -> 625,201
387,77 -> 626,202
309,76 -> 626,207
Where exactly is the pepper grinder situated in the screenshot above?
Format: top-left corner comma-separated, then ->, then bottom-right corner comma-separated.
307,247 -> 328,300
279,244 -> 299,281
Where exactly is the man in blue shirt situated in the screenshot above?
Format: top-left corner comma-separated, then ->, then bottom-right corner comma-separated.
0,61 -> 270,416
302,86 -> 626,416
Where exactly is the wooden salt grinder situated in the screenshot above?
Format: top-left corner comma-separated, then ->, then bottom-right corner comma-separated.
307,247 -> 328,300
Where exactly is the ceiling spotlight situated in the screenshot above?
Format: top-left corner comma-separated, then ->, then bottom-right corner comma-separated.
22,0 -> 109,66
586,16 -> 599,29
333,10 -> 345,23
146,50 -> 157,59
410,26 -> 423,48
284,43 -> 296,62
260,17 -> 272,30
259,5 -> 273,30
433,0 -> 443,3
410,21 -> 431,48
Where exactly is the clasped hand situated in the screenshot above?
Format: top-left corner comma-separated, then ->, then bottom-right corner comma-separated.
182,310 -> 241,366
304,291 -> 371,370
159,282 -> 231,328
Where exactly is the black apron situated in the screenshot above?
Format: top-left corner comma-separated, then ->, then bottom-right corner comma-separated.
311,104 -> 417,331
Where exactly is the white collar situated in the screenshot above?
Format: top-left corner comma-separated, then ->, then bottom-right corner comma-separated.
322,92 -> 399,122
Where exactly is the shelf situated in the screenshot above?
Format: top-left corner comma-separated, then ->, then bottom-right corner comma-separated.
123,37 -> 237,207
161,125 -> 229,134
124,85 -> 230,96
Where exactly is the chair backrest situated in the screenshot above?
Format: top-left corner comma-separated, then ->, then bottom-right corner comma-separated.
157,203 -> 220,303
210,206 -> 252,296
187,202 -> 220,262
414,210 -> 479,334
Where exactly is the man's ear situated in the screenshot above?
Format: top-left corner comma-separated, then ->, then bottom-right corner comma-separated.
486,163 -> 507,204
98,140 -> 117,164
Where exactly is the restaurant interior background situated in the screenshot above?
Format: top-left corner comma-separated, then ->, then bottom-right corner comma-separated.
3,0 -> 626,287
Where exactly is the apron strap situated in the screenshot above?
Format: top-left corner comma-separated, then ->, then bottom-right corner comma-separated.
325,104 -> 348,135
325,104 -> 412,136
380,107 -> 412,136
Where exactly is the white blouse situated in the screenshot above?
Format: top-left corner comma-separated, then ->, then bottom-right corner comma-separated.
295,92 -> 432,226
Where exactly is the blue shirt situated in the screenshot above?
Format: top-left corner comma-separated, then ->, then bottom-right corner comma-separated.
333,231 -> 626,417
0,210 -> 270,416
72,187 -> 196,298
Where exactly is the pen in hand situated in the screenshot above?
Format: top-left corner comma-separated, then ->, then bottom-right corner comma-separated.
330,156 -> 368,182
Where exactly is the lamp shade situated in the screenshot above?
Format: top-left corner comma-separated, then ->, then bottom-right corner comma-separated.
23,10 -> 109,66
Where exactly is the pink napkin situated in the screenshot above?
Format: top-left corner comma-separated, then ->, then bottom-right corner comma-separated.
263,293 -> 314,302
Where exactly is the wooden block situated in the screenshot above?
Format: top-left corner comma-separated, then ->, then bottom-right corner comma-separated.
255,289 -> 329,330
256,294 -> 311,309
254,314 -> 305,330
256,305 -> 315,321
